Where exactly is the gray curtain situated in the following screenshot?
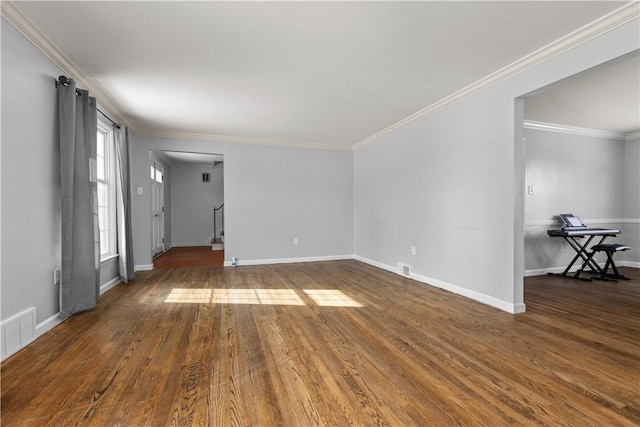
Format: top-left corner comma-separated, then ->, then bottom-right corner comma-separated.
115,126 -> 135,282
58,79 -> 100,319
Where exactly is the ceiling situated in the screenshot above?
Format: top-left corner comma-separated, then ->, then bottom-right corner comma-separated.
524,52 -> 639,134
158,151 -> 223,165
6,1 -> 637,150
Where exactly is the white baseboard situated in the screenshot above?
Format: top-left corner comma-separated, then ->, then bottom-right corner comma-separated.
224,255 -> 526,314
412,271 -> 526,314
171,243 -> 211,248
352,255 -> 397,274
223,254 -> 354,267
354,255 -> 525,314
100,277 -> 121,295
34,277 -> 122,342
36,312 -> 62,338
524,266 -> 573,277
524,261 -> 639,277
134,264 -> 154,272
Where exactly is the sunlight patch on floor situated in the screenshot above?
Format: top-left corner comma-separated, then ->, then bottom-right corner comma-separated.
212,289 -> 304,306
165,288 -> 212,303
164,288 -> 362,307
303,289 -> 363,307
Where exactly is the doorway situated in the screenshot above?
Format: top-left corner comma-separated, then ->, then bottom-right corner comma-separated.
151,161 -> 165,257
150,150 -> 225,268
516,52 -> 639,309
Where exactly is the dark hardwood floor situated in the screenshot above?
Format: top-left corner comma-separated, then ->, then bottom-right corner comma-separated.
1,261 -> 638,426
153,246 -> 224,269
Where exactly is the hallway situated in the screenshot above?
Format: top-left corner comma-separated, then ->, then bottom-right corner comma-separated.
153,247 -> 224,269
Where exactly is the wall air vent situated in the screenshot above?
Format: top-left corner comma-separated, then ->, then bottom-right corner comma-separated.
397,263 -> 411,278
1,307 -> 36,361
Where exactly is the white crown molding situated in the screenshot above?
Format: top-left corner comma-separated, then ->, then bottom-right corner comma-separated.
1,1 -> 137,131
2,1 -> 351,152
136,129 -> 353,152
4,0 -> 637,152
523,120 -> 629,140
627,131 -> 640,140
353,2 -> 640,151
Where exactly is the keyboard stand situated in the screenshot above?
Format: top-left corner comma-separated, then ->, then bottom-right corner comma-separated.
546,228 -> 621,281
558,234 -> 604,280
578,243 -> 630,281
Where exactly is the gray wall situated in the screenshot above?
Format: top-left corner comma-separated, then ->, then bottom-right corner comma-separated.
353,19 -> 638,313
131,136 -> 354,268
523,128 -> 639,273
1,20 -> 120,328
622,136 -> 640,264
1,19 -> 62,327
171,162 -> 224,247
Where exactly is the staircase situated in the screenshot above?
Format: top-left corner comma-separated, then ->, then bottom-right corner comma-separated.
212,204 -> 224,251
211,231 -> 224,251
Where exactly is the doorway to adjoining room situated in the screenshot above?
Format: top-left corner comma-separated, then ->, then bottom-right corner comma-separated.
150,150 -> 225,269
516,51 -> 639,311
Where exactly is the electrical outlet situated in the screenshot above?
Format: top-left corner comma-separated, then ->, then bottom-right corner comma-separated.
53,268 -> 61,285
411,246 -> 416,256
293,237 -> 299,245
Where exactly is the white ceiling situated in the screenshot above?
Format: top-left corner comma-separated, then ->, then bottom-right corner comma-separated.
7,1 -> 636,149
524,52 -> 639,134
158,151 -> 223,165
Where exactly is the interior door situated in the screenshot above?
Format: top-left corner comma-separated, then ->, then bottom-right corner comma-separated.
151,163 -> 165,257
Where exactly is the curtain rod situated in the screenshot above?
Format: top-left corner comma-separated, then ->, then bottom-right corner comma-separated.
55,75 -> 122,129
97,109 -> 121,130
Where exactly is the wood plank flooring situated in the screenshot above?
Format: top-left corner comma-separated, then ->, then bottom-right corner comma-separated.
153,246 -> 224,269
1,261 -> 638,426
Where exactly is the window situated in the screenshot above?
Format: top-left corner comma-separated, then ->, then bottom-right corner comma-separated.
97,120 -> 117,260
151,163 -> 163,183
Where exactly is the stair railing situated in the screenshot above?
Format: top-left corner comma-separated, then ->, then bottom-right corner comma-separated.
213,204 -> 224,242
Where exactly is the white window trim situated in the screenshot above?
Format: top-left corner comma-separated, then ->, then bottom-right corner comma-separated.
97,119 -> 117,260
